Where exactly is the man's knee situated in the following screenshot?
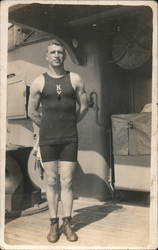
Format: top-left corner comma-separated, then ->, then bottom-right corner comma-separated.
60,176 -> 73,190
46,175 -> 58,187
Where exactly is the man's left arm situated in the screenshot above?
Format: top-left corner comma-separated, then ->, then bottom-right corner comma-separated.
75,75 -> 89,123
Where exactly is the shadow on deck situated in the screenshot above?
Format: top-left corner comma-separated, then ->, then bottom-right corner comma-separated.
72,202 -> 122,232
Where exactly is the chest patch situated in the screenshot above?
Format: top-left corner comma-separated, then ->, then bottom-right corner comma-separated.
56,84 -> 62,99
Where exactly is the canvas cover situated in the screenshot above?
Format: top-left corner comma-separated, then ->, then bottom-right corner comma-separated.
111,113 -> 151,155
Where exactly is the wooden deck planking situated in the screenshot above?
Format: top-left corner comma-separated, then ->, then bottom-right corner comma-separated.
4,200 -> 149,247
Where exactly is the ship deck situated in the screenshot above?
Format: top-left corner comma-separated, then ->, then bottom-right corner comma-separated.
4,198 -> 149,248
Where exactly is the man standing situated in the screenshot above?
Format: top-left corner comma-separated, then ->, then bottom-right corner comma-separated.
28,39 -> 88,243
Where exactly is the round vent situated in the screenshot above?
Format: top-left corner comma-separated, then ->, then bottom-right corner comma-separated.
112,22 -> 152,70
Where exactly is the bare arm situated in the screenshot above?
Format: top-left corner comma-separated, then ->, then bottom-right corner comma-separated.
28,76 -> 44,127
71,73 -> 89,123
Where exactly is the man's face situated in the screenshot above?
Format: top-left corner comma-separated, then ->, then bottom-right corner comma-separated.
46,44 -> 66,67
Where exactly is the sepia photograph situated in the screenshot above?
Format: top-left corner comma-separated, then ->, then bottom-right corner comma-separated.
0,0 -> 157,249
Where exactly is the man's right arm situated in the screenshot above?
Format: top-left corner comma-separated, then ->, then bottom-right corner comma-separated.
28,75 -> 44,127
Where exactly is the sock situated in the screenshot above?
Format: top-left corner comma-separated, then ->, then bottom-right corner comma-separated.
50,217 -> 59,224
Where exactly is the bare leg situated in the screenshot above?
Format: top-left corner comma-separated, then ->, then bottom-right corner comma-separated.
59,161 -> 78,241
59,161 -> 76,217
44,161 -> 59,218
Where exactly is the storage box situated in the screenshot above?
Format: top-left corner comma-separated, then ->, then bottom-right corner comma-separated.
111,113 -> 151,191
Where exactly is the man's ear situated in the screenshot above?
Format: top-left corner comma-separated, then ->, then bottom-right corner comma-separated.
63,50 -> 67,60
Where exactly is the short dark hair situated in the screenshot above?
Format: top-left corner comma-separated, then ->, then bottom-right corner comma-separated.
48,39 -> 65,52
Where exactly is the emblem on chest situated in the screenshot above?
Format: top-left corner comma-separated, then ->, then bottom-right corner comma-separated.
56,84 -> 62,99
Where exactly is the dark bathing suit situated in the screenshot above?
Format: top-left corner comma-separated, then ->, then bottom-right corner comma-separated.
40,72 -> 78,162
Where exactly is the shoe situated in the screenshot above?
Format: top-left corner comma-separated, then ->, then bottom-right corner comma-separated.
47,218 -> 59,243
62,216 -> 78,242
